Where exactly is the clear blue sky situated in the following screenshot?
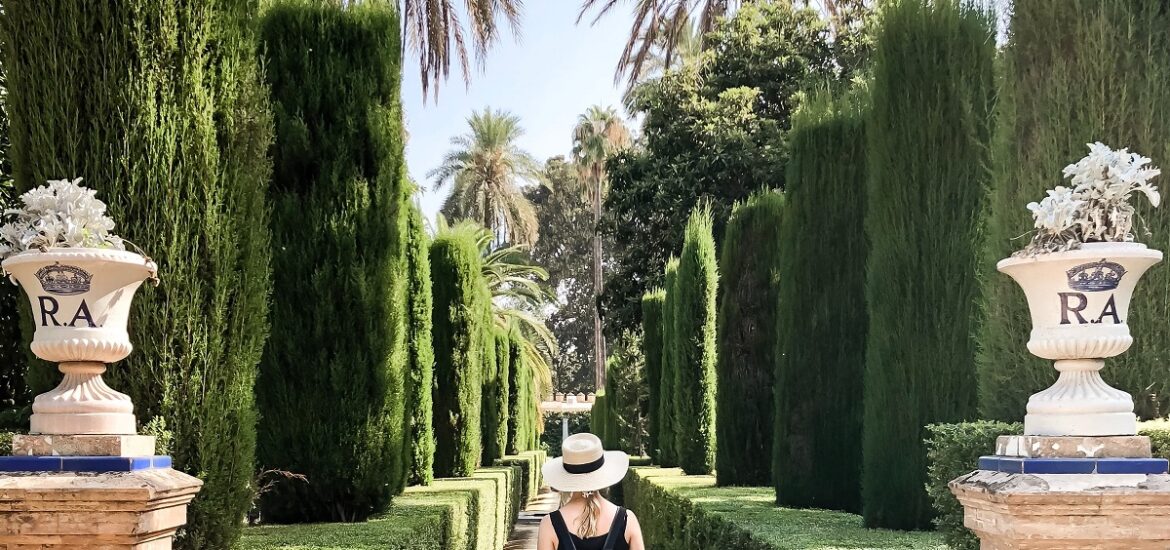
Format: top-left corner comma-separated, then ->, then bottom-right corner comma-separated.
401,3 -> 635,220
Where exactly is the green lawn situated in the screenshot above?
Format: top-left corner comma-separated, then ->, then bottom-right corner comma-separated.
628,468 -> 946,550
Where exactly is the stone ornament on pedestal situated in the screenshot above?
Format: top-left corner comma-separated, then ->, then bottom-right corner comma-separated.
952,144 -> 1170,549
2,248 -> 156,435
997,241 -> 1162,436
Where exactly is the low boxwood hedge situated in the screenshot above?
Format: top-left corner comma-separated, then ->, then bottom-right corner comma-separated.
925,420 -> 1170,550
622,467 -> 943,549
238,458 -> 542,550
495,449 -> 546,503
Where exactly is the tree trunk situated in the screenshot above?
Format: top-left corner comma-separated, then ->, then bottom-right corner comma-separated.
593,168 -> 606,390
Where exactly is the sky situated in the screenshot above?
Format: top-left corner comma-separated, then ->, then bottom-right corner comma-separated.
401,3 -> 635,220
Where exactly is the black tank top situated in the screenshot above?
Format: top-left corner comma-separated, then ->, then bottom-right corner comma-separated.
550,507 -> 630,550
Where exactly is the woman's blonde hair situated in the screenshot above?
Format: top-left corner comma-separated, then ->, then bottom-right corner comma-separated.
559,490 -> 603,537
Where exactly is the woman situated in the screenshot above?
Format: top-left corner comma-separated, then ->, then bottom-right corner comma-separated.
538,433 -> 645,550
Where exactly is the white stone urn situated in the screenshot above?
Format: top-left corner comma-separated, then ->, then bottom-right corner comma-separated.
2,248 -> 156,435
998,242 -> 1162,436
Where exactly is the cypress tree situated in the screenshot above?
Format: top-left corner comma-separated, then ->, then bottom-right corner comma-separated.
715,190 -> 784,486
863,0 -> 994,529
488,328 -> 511,459
430,225 -> 487,476
258,0 -> 408,522
405,199 -> 435,486
978,1 -> 1170,422
641,290 -> 665,461
507,327 -> 526,454
673,206 -> 719,475
1,0 -> 273,544
658,259 -> 680,467
481,325 -> 509,463
774,89 -> 867,512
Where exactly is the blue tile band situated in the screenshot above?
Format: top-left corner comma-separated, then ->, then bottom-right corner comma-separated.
979,455 -> 1169,475
0,455 -> 172,473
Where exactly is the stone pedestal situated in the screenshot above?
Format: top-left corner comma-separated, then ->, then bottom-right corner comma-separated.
12,435 -> 156,457
0,469 -> 202,549
951,470 -> 1170,549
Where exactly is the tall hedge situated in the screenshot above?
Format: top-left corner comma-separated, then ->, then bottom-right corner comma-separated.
1,0 -> 273,545
715,190 -> 784,487
506,326 -> 540,454
977,1 -> 1170,422
405,200 -> 435,486
590,388 -> 615,448
673,206 -> 719,475
863,0 -> 994,529
492,329 -> 512,458
431,225 -> 487,477
482,326 -> 511,463
258,1 -> 408,522
641,290 -> 665,461
658,258 -> 680,467
774,89 -> 867,512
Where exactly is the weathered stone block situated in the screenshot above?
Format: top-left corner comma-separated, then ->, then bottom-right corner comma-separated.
996,435 -> 1152,458
12,435 -> 156,458
951,470 -> 1170,549
0,469 -> 201,549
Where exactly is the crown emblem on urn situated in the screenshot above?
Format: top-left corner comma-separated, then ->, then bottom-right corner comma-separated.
1066,260 -> 1127,292
34,263 -> 93,295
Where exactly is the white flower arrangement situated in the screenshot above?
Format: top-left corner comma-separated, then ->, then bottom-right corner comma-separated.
1022,142 -> 1161,255
0,178 -> 126,260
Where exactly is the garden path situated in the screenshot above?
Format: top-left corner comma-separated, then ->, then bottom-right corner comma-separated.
504,488 -> 559,549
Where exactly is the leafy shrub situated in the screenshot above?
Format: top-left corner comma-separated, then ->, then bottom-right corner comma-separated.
863,0 -> 995,529
541,411 -> 590,456
924,421 -> 1021,550
606,331 -> 649,454
1141,420 -> 1170,459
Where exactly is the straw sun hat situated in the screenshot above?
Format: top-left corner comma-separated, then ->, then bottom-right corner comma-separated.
542,433 -> 630,493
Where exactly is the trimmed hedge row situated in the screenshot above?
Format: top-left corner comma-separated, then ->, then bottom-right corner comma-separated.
925,422 -> 1170,550
239,455 -> 545,550
495,450 -> 548,504
622,467 -> 943,550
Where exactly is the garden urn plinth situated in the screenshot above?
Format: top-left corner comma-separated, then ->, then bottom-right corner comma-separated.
2,248 -> 156,434
997,242 -> 1162,437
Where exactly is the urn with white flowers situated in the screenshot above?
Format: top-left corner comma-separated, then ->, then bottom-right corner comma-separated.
998,143 -> 1163,436
0,179 -> 155,435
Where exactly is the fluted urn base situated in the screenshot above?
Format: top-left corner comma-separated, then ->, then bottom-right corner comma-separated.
30,361 -> 135,435
1025,359 -> 1135,436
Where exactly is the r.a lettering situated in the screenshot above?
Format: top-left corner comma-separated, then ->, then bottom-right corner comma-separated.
1059,292 -> 1123,325
37,296 -> 99,328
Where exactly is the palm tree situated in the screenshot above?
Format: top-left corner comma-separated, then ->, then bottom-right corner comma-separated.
577,0 -> 739,91
572,105 -> 631,389
401,0 -> 523,99
429,108 -> 542,247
